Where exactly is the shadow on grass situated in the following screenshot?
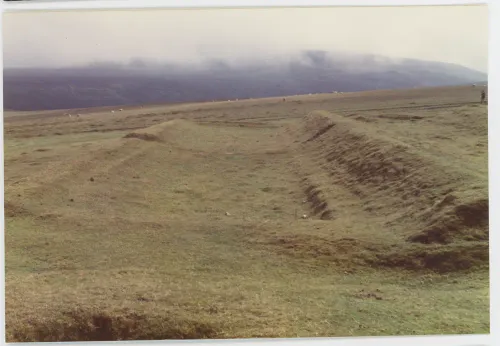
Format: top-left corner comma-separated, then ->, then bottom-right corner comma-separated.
9,307 -> 221,342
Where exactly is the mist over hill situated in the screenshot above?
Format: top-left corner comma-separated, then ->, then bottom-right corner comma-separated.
3,50 -> 487,111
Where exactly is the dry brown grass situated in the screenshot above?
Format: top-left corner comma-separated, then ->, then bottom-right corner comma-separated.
4,85 -> 489,341
282,106 -> 488,272
9,307 -> 221,342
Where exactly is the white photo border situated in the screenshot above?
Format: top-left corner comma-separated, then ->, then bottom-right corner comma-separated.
0,1 -> 496,346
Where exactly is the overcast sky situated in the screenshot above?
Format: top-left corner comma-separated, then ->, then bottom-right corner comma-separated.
2,5 -> 488,72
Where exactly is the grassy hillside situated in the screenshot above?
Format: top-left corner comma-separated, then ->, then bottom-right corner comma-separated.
3,85 -> 489,341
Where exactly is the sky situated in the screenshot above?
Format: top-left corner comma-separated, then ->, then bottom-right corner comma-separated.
2,5 -> 489,72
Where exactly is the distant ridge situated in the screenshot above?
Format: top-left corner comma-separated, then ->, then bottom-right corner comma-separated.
3,50 -> 486,111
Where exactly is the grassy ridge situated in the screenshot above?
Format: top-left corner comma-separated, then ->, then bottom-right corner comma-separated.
4,86 -> 489,341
